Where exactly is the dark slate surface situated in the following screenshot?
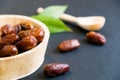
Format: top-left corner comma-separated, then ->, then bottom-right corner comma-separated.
0,0 -> 120,80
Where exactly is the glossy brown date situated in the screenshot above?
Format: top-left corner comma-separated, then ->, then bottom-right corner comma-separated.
1,24 -> 16,35
43,63 -> 70,77
0,45 -> 18,57
20,22 -> 34,30
1,34 -> 19,45
18,27 -> 40,38
16,36 -> 38,51
86,31 -> 106,45
18,27 -> 44,42
58,39 -> 80,52
0,22 -> 44,57
14,24 -> 22,33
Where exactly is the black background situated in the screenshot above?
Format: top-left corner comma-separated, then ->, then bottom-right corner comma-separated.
0,0 -> 120,80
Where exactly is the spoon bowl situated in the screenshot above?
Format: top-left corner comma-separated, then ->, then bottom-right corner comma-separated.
76,16 -> 105,31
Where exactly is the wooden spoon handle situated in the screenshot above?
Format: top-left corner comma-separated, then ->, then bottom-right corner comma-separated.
37,7 -> 77,23
60,13 -> 77,23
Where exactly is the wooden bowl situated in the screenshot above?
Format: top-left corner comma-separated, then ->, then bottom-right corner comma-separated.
0,15 -> 50,80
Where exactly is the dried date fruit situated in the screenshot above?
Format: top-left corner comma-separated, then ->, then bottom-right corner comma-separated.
14,24 -> 22,33
86,31 -> 106,45
16,36 -> 38,51
43,63 -> 70,77
58,39 -> 80,52
0,22 -> 44,57
20,22 -> 34,30
18,27 -> 44,42
1,24 -> 16,35
1,34 -> 19,45
36,28 -> 44,43
18,27 -> 43,39
0,45 -> 18,57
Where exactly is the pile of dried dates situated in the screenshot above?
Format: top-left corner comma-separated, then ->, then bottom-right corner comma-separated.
0,22 -> 44,57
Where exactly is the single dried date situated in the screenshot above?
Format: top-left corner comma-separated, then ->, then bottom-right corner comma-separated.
0,45 -> 18,57
43,63 -> 70,77
86,31 -> 106,45
1,24 -> 16,35
20,22 -> 34,30
1,34 -> 19,45
16,36 -> 38,51
18,27 -> 44,42
58,39 -> 80,52
18,27 -> 43,38
14,24 -> 22,33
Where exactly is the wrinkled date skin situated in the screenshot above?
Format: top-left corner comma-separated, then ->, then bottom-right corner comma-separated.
0,45 -> 18,57
20,22 -> 34,30
18,27 -> 42,38
14,22 -> 34,33
14,24 -> 22,33
1,34 -> 19,45
43,63 -> 70,77
18,27 -> 44,42
16,36 -> 38,51
86,31 -> 106,45
58,39 -> 80,52
1,24 -> 16,35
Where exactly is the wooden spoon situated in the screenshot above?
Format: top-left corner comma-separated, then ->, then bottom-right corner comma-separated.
37,7 -> 106,31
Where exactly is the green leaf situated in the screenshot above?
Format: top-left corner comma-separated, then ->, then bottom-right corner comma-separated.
31,5 -> 72,34
40,5 -> 68,19
32,15 -> 72,34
